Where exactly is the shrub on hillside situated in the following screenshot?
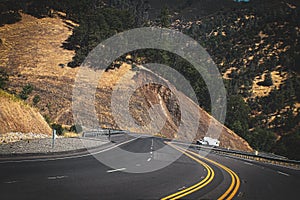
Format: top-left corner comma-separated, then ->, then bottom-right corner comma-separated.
0,67 -> 9,89
19,84 -> 33,100
51,123 -> 64,135
33,95 -> 40,105
69,124 -> 83,134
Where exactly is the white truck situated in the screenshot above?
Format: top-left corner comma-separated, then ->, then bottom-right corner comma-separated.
196,137 -> 220,147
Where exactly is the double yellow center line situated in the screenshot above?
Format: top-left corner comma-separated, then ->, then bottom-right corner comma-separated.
161,143 -> 240,200
161,143 -> 214,200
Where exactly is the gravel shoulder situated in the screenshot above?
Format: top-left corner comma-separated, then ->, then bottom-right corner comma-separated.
0,137 -> 108,155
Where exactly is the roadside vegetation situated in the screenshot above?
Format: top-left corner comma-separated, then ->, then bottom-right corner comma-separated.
1,0 -> 299,159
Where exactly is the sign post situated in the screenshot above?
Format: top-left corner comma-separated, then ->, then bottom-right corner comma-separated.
52,129 -> 57,148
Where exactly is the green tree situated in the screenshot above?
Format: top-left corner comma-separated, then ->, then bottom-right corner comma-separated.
0,68 -> 8,89
225,95 -> 250,137
273,130 -> 300,160
247,128 -> 277,152
231,121 -> 245,136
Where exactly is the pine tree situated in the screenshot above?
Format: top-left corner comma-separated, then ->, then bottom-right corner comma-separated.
160,7 -> 171,28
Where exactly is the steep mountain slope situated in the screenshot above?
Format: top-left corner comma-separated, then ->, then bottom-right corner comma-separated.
0,90 -> 51,135
159,0 -> 300,157
93,64 -> 252,151
0,13 -> 252,151
0,13 -> 78,124
171,1 -> 300,137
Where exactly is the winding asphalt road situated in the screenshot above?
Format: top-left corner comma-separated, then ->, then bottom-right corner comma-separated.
0,136 -> 299,199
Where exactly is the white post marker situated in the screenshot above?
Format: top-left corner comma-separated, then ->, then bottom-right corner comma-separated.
108,129 -> 111,140
52,129 -> 57,148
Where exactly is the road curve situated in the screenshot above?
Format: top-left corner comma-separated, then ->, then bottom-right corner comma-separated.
166,143 -> 240,200
0,136 -> 299,199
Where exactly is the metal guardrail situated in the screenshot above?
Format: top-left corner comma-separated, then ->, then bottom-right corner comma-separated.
80,133 -> 300,168
82,129 -> 128,138
173,142 -> 300,169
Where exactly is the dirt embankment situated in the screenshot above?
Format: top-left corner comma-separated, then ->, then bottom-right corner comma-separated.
0,90 -> 52,135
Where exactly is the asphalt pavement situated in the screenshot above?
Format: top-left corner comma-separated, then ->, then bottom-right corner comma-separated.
0,136 -> 299,199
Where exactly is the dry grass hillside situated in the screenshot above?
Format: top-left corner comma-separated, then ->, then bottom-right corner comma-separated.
0,90 -> 51,135
0,13 -> 252,151
0,13 -> 78,124
72,61 -> 252,151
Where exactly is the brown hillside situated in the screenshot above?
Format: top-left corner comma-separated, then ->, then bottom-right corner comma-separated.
0,13 -> 252,151
0,90 -> 51,135
0,13 -> 78,124
93,64 -> 252,151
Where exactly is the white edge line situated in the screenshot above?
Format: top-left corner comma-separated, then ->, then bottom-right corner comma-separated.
244,161 -> 253,166
277,171 -> 290,177
0,136 -> 141,164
